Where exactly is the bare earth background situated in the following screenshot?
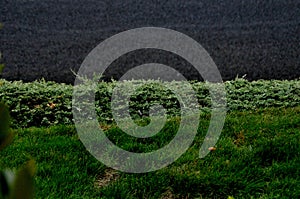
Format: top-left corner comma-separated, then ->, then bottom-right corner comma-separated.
0,0 -> 299,84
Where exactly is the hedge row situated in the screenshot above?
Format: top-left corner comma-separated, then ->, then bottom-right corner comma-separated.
0,78 -> 299,128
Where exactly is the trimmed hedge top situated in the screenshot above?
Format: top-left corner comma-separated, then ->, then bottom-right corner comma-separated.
0,78 -> 299,128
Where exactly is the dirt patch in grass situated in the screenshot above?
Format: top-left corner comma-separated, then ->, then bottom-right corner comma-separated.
94,168 -> 120,188
160,189 -> 176,199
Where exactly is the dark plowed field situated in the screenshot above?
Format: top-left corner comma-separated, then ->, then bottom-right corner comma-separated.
0,0 -> 299,84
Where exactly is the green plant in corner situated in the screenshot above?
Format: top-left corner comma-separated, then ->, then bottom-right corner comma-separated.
0,103 -> 36,199
0,23 -> 35,199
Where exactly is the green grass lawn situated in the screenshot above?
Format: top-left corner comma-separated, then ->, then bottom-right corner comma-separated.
1,106 -> 299,198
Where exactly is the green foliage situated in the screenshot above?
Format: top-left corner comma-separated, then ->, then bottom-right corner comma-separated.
0,78 -> 300,128
0,79 -> 73,128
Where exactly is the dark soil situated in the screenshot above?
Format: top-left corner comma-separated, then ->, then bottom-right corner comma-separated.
0,0 -> 299,84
